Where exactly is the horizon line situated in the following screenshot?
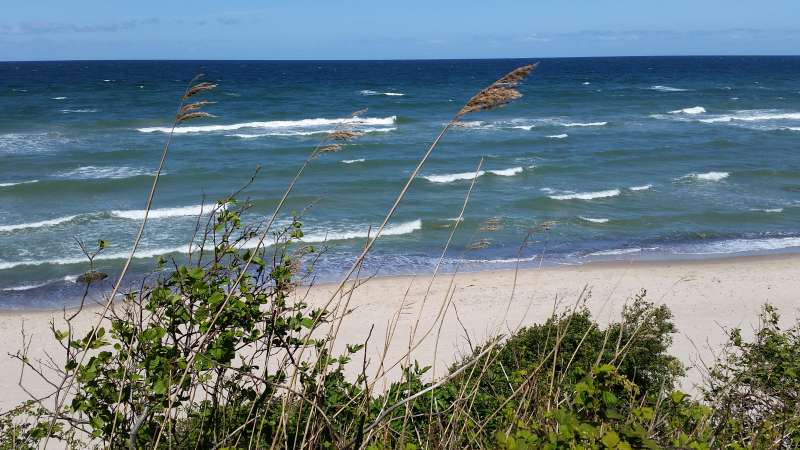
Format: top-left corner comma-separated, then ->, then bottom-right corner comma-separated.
2,54 -> 800,64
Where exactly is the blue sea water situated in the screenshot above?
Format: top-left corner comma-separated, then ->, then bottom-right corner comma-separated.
1,57 -> 800,308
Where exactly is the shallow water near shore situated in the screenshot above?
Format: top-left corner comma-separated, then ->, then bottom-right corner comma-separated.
1,57 -> 800,308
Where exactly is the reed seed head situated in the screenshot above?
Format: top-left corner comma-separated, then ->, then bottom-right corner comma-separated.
328,130 -> 364,141
177,111 -> 216,123
183,82 -> 217,99
456,63 -> 537,118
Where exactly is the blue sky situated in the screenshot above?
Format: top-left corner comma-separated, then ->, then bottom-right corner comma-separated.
1,1 -> 799,60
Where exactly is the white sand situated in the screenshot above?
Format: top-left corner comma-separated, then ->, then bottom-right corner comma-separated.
2,254 -> 799,412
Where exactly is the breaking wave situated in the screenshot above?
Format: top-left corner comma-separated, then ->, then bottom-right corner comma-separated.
138,116 -> 398,134
549,189 -> 621,200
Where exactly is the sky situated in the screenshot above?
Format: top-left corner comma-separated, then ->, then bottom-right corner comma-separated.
1,1 -> 799,61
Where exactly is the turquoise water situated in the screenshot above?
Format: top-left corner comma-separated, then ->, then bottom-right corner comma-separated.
1,57 -> 800,308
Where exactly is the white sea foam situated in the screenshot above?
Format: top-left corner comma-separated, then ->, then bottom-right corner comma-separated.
588,247 -> 644,256
61,109 -> 98,113
649,85 -> 689,92
422,167 -> 523,183
698,110 -> 800,123
782,127 -> 800,131
682,171 -> 730,182
360,90 -> 405,96
582,82 -> 591,85
0,179 -> 38,188
2,281 -> 50,292
547,134 -> 568,139
669,106 -> 706,115
580,217 -> 610,223
58,166 -> 152,180
138,116 -> 398,134
0,215 -> 78,233
462,255 -> 540,264
549,189 -> 621,200
341,158 -> 365,164
512,125 -> 535,131
52,96 -> 68,100
688,237 -> 800,255
629,184 -> 653,191
562,121 -> 607,127
227,127 -> 396,139
110,204 -> 208,220
422,171 -> 485,183
489,167 -> 524,176
761,208 -> 784,213
301,219 -> 422,243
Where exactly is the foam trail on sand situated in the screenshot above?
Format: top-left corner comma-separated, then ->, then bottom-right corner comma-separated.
138,116 -> 397,134
549,189 -> 621,200
0,215 -> 78,233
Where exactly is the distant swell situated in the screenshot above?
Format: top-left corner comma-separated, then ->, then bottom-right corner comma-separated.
549,189 -> 621,200
139,116 -> 398,134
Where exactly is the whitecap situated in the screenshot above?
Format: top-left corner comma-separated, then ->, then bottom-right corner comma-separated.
669,106 -> 706,115
61,109 -> 98,113
300,219 -> 422,243
422,171 -> 486,183
2,281 -> 50,292
649,85 -> 689,92
629,184 -> 653,191
547,134 -> 568,139
226,127 -> 396,139
512,125 -> 535,131
582,82 -> 591,85
561,121 -> 607,127
341,158 -> 365,164
580,217 -> 610,223
138,116 -> 398,134
360,90 -> 404,96
52,96 -> 68,100
0,215 -> 78,233
110,204 -> 209,220
761,208 -> 784,213
488,167 -> 524,177
549,189 -> 621,200
0,179 -> 38,188
58,166 -> 152,180
682,171 -> 729,182
698,110 -> 800,123
588,247 -> 643,256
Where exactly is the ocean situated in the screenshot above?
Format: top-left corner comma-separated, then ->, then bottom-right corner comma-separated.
1,56 -> 799,308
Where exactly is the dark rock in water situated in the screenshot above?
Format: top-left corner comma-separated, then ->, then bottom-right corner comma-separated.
77,270 -> 108,283
782,185 -> 800,193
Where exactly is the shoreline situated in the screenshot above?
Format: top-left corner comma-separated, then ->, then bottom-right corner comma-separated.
2,252 -> 799,411
2,250 -> 798,314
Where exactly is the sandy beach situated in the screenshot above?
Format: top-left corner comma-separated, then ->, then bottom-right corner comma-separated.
2,253 -> 798,412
